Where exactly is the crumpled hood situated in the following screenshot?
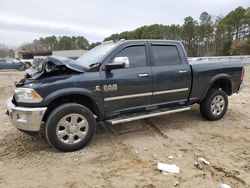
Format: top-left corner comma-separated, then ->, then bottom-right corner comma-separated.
45,56 -> 86,72
16,56 -> 86,86
26,56 -> 86,77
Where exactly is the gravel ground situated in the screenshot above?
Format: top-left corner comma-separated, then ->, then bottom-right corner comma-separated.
0,67 -> 249,188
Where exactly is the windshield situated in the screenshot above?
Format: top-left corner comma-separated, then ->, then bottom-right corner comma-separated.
76,42 -> 118,67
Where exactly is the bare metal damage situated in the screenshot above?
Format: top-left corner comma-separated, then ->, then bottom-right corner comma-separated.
16,56 -> 86,86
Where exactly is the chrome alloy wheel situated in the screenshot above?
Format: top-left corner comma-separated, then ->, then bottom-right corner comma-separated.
56,113 -> 89,144
211,95 -> 225,116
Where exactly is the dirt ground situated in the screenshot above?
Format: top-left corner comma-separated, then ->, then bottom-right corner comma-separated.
0,66 -> 249,188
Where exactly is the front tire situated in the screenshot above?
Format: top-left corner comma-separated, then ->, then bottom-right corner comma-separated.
45,103 -> 96,152
200,89 -> 228,121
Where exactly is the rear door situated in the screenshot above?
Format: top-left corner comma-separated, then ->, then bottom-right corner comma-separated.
101,43 -> 152,116
150,42 -> 191,106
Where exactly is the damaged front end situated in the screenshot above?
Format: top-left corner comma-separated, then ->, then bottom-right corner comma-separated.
15,56 -> 87,86
7,56 -> 89,135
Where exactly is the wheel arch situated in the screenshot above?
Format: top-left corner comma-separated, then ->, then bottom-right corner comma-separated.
42,89 -> 103,123
200,74 -> 233,102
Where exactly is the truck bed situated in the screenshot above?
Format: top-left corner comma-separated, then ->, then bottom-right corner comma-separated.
189,61 -> 243,103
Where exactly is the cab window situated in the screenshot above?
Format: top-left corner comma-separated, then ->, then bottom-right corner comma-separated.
115,46 -> 147,68
151,45 -> 181,66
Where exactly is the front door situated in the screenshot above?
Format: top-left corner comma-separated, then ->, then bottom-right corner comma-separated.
101,43 -> 152,117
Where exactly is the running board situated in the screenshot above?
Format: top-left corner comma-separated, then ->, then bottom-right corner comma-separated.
107,106 -> 191,125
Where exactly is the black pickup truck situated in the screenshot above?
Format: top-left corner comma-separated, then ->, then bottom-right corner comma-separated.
6,40 -> 245,152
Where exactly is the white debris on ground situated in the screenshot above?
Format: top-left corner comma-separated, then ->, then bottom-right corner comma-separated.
219,183 -> 231,188
168,155 -> 174,160
194,157 -> 210,170
198,157 -> 210,165
157,162 -> 180,174
173,181 -> 179,187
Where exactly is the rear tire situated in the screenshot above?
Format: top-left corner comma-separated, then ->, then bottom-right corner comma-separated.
45,103 -> 96,152
200,89 -> 228,121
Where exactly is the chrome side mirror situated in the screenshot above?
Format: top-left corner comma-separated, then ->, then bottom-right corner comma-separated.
114,56 -> 130,68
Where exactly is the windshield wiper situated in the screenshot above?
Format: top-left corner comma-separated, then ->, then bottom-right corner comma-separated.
89,62 -> 100,68
87,62 -> 101,72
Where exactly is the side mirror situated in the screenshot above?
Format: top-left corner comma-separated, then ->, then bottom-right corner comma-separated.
114,57 -> 130,68
105,57 -> 130,71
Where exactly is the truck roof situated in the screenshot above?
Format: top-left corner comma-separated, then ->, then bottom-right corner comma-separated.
104,39 -> 182,45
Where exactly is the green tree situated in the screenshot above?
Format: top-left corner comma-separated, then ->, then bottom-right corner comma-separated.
0,43 -> 15,58
181,16 -> 198,56
198,12 -> 214,56
76,36 -> 89,50
44,36 -> 58,51
56,36 -> 74,50
89,42 -> 101,49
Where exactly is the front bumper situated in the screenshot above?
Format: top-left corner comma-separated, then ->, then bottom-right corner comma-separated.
6,98 -> 47,132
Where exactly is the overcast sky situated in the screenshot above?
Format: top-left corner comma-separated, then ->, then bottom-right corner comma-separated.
0,0 -> 249,47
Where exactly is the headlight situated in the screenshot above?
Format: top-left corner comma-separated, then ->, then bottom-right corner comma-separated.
14,88 -> 43,103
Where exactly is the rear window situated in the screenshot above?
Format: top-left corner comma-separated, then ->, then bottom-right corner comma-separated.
152,45 -> 181,66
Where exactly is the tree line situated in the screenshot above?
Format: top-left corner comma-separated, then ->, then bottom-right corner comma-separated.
0,36 -> 91,58
1,6 -> 249,58
0,43 -> 15,58
105,7 -> 250,56
19,36 -> 90,52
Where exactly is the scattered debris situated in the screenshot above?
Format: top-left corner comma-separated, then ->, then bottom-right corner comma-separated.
168,155 -> 174,160
198,157 -> 210,165
219,183 -> 231,188
173,181 -> 179,186
195,157 -> 210,169
157,162 -> 180,174
194,162 -> 203,170
143,147 -> 147,151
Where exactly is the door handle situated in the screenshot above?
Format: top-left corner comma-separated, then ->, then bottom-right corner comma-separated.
178,70 -> 188,73
138,73 -> 149,77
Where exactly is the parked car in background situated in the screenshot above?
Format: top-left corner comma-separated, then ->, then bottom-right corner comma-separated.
0,58 -> 26,71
